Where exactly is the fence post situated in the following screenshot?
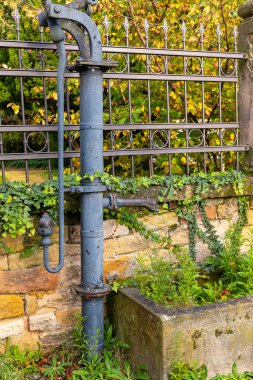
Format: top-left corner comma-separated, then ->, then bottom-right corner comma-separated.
238,1 -> 253,173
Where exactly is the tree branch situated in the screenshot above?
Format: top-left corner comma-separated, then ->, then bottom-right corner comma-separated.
159,0 -> 170,23
150,0 -> 158,17
126,0 -> 146,46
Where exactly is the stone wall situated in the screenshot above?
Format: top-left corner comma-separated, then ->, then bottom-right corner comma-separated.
0,193 -> 253,351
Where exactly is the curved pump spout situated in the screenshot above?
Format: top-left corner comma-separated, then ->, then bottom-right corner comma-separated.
38,5 -> 66,273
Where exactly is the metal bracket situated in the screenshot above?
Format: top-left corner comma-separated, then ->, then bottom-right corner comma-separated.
68,59 -> 117,72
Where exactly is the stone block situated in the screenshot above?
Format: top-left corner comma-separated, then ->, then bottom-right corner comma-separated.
8,248 -> 60,270
35,291 -> 45,298
29,312 -> 57,331
49,243 -> 81,259
104,254 -> 136,281
55,307 -> 80,328
65,244 -> 81,257
169,226 -> 189,246
25,295 -> 37,316
204,205 -> 217,220
210,220 -> 229,242
68,224 -> 81,244
51,225 -> 69,244
114,224 -> 129,238
69,220 -> 118,243
217,198 -> 238,221
142,212 -> 178,230
104,219 -> 117,239
8,252 -> 42,270
68,225 -> 80,244
0,340 -> 6,353
58,260 -> 81,289
0,267 -> 58,294
249,197 -> 253,209
205,199 -> 223,206
0,295 -> 24,320
247,209 -> 253,226
10,331 -> 40,350
37,292 -> 64,310
195,241 -> 211,262
0,317 -> 25,339
0,256 -> 8,271
39,328 -> 73,347
0,236 -> 24,255
37,290 -> 80,312
104,235 -> 149,259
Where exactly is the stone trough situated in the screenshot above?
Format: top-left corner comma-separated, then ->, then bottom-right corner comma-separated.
110,288 -> 253,380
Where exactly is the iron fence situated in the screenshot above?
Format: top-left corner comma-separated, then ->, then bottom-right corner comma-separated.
0,8 -> 248,182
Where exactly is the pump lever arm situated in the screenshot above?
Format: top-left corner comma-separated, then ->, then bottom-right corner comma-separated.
37,12 -> 66,273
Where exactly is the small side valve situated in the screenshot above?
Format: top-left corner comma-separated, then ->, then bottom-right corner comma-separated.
37,212 -> 54,257
37,212 -> 54,243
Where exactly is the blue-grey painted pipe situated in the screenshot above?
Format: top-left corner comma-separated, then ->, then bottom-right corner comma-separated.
79,68 -> 104,355
38,17 -> 66,273
52,39 -> 66,274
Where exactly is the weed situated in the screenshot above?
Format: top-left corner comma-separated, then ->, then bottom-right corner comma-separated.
41,357 -> 70,379
169,362 -> 253,380
0,341 -> 43,379
121,227 -> 253,309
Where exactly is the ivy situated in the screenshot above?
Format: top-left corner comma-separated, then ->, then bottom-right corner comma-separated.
0,171 -> 248,261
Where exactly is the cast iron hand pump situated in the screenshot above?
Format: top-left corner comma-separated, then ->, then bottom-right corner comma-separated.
38,0 -> 158,355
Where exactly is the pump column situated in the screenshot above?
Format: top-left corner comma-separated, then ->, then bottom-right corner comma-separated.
75,62 -> 110,356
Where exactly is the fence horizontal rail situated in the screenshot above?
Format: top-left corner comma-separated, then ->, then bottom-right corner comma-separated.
0,40 -> 246,59
0,122 -> 241,132
0,70 -> 240,82
0,145 -> 248,161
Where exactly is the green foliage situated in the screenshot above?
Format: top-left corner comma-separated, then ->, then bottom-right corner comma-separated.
0,171 -> 247,256
202,228 -> 253,298
0,324 -> 150,380
70,319 -> 150,380
41,357 -> 70,379
0,341 -> 43,379
135,249 -> 202,308
0,180 -> 58,238
122,225 -> 253,308
169,362 -> 253,380
0,175 -> 80,239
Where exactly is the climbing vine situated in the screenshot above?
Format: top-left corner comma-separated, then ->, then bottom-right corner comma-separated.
0,171 -> 249,259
